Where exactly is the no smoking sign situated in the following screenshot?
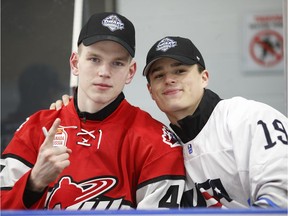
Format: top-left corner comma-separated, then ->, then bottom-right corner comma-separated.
243,13 -> 283,71
250,30 -> 283,67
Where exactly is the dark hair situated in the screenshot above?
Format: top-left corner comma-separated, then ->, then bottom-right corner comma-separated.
197,64 -> 205,73
146,63 -> 205,84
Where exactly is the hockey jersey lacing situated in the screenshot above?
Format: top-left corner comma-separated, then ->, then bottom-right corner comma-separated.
76,129 -> 102,149
97,130 -> 102,149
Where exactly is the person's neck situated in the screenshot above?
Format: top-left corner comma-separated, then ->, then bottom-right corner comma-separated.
169,89 -> 222,143
166,107 -> 197,127
166,95 -> 204,127
73,87 -> 125,121
77,90 -> 113,113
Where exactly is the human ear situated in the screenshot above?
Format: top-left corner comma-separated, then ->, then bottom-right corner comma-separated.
146,83 -> 156,101
125,60 -> 137,84
70,52 -> 79,76
202,70 -> 209,87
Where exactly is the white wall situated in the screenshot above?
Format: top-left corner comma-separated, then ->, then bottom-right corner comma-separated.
118,0 -> 285,125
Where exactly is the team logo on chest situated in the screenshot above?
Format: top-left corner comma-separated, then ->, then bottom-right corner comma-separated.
46,176 -> 117,209
53,128 -> 68,147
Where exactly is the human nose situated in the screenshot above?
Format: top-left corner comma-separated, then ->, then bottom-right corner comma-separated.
98,64 -> 111,77
164,73 -> 176,84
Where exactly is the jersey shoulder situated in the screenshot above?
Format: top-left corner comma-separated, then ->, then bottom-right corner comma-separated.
14,101 -> 76,136
217,96 -> 286,118
127,104 -> 181,148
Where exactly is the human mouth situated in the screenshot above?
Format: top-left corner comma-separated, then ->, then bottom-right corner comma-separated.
162,88 -> 181,95
94,83 -> 112,89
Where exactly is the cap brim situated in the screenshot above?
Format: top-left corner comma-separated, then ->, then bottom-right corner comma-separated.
82,35 -> 135,57
142,55 -> 197,76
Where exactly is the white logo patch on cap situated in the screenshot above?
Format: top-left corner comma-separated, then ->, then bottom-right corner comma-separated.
156,38 -> 177,52
102,15 -> 124,32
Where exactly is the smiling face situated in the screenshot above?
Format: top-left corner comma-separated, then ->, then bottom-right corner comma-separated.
147,57 -> 209,125
70,41 -> 136,113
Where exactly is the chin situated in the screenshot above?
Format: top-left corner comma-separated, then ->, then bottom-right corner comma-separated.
160,104 -> 181,113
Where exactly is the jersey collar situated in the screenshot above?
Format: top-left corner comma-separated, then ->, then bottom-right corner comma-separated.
170,89 -> 222,143
73,87 -> 125,121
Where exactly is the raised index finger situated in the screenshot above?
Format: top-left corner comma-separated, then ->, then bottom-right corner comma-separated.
42,118 -> 61,148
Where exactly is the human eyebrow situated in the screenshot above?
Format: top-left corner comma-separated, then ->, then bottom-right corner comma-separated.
171,62 -> 186,67
110,52 -> 131,62
85,52 -> 100,59
115,57 -> 130,62
150,62 -> 185,73
150,65 -> 163,74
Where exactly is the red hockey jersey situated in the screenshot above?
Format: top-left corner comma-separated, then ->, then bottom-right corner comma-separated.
1,99 -> 185,210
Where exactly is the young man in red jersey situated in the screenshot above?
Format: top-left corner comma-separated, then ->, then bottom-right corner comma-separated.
0,13 -> 185,210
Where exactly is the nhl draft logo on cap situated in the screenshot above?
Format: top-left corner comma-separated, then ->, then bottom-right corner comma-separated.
102,15 -> 124,32
156,37 -> 177,52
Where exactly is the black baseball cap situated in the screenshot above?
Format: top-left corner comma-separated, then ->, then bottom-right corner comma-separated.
78,12 -> 135,57
143,36 -> 205,76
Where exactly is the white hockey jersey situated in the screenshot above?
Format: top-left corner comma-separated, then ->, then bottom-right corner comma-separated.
174,89 -> 288,208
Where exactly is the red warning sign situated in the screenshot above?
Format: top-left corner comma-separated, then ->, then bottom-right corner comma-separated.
249,30 -> 283,67
243,13 -> 283,71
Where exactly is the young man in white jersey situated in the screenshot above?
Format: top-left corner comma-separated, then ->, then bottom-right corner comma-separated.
0,14 -> 186,210
142,36 -> 288,208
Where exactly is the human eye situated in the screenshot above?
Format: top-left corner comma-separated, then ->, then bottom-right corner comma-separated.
112,61 -> 125,67
152,72 -> 164,80
87,56 -> 100,63
174,68 -> 187,75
